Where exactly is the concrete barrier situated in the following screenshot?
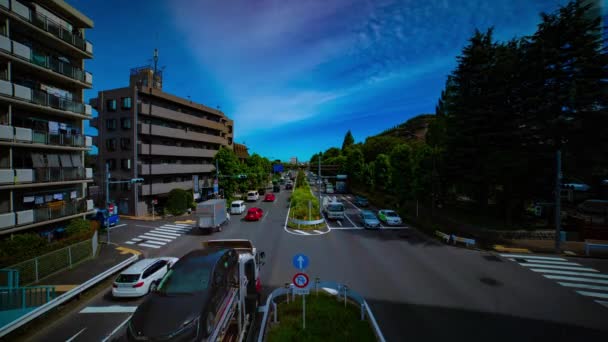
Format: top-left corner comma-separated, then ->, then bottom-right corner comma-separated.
435,230 -> 476,247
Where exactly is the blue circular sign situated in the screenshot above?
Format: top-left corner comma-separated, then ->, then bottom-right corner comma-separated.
292,254 -> 309,270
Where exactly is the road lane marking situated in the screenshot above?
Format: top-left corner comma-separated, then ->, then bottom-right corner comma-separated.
575,291 -> 608,299
139,235 -> 172,242
131,238 -> 143,242
147,230 -> 180,237
294,230 -> 311,235
314,230 -> 323,234
328,227 -> 363,230
500,254 -> 566,261
109,224 -> 127,230
155,227 -> 189,234
543,275 -> 608,285
530,269 -> 608,278
102,315 -> 133,342
557,282 -> 608,292
139,233 -> 175,240
519,264 -> 598,272
125,241 -> 135,245
336,220 -> 342,227
343,213 -> 358,228
596,300 -> 608,308
163,224 -> 192,229
80,306 -> 138,313
139,243 -> 161,249
522,260 -> 581,266
135,224 -> 160,229
66,328 -> 86,342
141,240 -> 166,246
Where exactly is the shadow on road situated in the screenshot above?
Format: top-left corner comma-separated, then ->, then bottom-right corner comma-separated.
366,298 -> 607,342
336,228 -> 444,247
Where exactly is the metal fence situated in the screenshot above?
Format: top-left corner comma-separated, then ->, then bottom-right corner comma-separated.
8,239 -> 93,285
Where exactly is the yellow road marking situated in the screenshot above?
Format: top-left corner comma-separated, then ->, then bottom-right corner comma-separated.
494,245 -> 531,253
53,285 -> 78,292
116,246 -> 142,256
175,219 -> 195,224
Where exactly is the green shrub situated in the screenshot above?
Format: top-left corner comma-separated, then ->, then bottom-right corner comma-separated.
66,219 -> 91,236
167,188 -> 189,216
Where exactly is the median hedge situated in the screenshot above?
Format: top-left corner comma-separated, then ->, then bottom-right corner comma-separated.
289,171 -> 320,221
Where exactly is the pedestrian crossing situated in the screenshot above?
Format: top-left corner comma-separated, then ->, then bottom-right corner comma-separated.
500,253 -> 608,308
124,223 -> 192,249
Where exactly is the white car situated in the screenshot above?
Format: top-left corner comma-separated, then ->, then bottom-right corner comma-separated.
247,191 -> 259,201
378,209 -> 403,226
112,257 -> 179,298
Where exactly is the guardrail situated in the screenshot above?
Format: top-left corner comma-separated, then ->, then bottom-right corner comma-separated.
435,230 -> 476,247
0,254 -> 138,338
257,280 -> 385,342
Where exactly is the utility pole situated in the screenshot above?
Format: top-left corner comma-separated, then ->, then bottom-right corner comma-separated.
133,84 -> 139,216
555,149 -> 562,253
215,159 -> 219,198
318,151 -> 321,212
105,163 -> 110,244
148,48 -> 157,210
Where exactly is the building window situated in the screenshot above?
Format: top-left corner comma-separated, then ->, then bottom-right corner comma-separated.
121,159 -> 131,170
106,159 -> 116,170
106,138 -> 116,151
106,118 -> 117,130
121,117 -> 131,129
121,97 -> 132,109
120,138 -> 131,150
106,99 -> 117,111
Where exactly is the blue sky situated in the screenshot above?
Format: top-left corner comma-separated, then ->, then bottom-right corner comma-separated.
73,0 -> 601,161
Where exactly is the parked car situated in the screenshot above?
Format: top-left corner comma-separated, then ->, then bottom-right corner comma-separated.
127,248 -> 239,340
112,257 -> 179,298
354,196 -> 369,207
378,209 -> 402,226
325,185 -> 334,194
246,191 -> 259,201
245,208 -> 264,221
264,193 -> 276,202
360,210 -> 380,229
230,200 -> 247,214
285,183 -> 293,190
577,199 -> 608,215
273,184 -> 281,192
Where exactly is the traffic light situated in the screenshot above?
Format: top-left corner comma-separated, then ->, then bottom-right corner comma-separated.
130,178 -> 144,183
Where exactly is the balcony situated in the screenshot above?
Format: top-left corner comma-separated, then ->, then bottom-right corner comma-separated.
138,143 -> 216,158
138,103 -> 229,135
0,35 -> 92,86
0,79 -> 92,117
141,180 -> 193,196
0,167 -> 93,187
0,0 -> 93,56
138,123 -> 226,145
0,124 -> 91,149
139,163 -> 214,176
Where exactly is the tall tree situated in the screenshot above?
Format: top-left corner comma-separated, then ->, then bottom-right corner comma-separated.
341,130 -> 355,151
345,147 -> 365,186
389,144 -> 413,201
373,154 -> 391,191
213,147 -> 242,200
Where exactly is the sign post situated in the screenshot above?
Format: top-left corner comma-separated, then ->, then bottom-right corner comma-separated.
292,253 -> 310,330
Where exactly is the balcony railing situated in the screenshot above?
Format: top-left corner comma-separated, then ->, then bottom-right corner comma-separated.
138,142 -> 217,158
32,167 -> 91,183
0,0 -> 92,54
0,79 -> 92,116
32,131 -> 89,148
0,34 -> 92,85
139,163 -> 215,175
32,199 -> 87,224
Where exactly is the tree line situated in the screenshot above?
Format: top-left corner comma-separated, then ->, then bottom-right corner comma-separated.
213,147 -> 272,201
312,0 -> 607,225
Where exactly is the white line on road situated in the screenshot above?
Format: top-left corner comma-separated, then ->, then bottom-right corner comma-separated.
147,230 -> 180,237
522,260 -> 581,266
139,235 -> 172,242
124,241 -> 135,245
294,230 -> 311,235
80,306 -> 138,314
155,227 -> 189,234
138,243 -> 161,249
328,227 -> 363,230
173,223 -> 192,227
557,282 -> 608,292
530,269 -> 608,278
135,224 -> 160,229
343,213 -> 358,228
336,220 -> 343,227
109,224 -> 127,230
66,328 -> 86,342
543,275 -> 608,285
314,230 -> 323,234
141,240 -> 166,246
140,233 -> 175,240
519,263 -> 598,272
500,254 -> 566,261
163,224 -> 192,229
596,300 -> 608,308
131,238 -> 143,242
575,291 -> 608,299
102,315 -> 132,342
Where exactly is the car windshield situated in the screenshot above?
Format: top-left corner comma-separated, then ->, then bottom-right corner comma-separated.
157,258 -> 211,295
385,211 -> 398,217
232,203 -> 241,208
328,204 -> 344,211
362,212 -> 376,219
115,274 -> 139,283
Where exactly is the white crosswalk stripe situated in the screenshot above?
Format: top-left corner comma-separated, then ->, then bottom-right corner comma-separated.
503,254 -> 608,308
124,222 -> 193,249
141,240 -> 166,246
139,243 -> 161,249
148,230 -> 180,237
155,228 -> 189,234
139,235 -> 172,242
142,232 -> 176,240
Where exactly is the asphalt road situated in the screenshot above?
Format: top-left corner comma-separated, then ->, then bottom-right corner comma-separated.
27,183 -> 608,342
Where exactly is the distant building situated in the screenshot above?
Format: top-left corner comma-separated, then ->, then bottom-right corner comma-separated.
290,157 -> 298,165
90,61 -> 234,215
234,143 -> 249,162
0,1 -> 95,235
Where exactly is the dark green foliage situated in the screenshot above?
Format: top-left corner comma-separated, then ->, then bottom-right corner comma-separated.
341,130 -> 355,151
167,188 -> 190,216
66,219 -> 92,236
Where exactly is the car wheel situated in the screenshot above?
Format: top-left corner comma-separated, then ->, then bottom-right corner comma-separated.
205,311 -> 215,337
149,282 -> 157,294
217,225 -> 223,232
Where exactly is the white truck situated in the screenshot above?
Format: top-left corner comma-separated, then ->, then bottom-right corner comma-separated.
196,199 -> 228,233
322,196 -> 345,220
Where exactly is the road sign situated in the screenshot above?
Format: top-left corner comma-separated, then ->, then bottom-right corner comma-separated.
293,273 -> 309,288
293,288 -> 310,295
213,179 -> 219,195
292,254 -> 309,270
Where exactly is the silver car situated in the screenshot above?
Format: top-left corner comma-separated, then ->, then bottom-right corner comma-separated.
360,210 -> 380,229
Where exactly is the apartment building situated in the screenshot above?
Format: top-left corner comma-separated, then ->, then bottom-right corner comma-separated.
90,64 -> 234,216
0,0 -> 95,235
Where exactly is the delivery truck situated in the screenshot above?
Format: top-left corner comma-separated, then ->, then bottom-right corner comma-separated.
196,199 -> 228,233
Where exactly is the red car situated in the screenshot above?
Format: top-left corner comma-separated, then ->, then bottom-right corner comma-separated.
264,193 -> 276,202
245,207 -> 264,221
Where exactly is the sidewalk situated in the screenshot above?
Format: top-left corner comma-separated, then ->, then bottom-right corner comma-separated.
36,243 -> 139,294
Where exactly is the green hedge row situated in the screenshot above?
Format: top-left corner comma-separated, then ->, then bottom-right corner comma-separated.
0,219 -> 96,267
290,171 -> 321,220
